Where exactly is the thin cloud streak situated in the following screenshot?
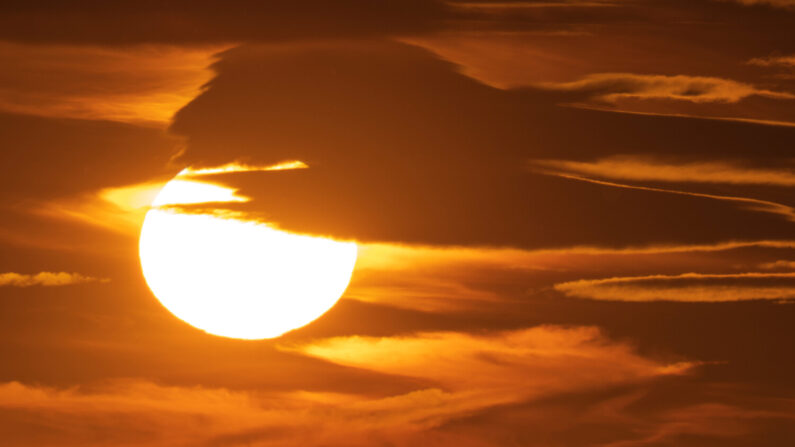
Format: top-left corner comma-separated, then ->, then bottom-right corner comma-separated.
534,170 -> 795,222
0,272 -> 108,287
533,157 -> 795,186
564,103 -> 795,128
179,160 -> 308,177
555,272 -> 795,302
759,260 -> 795,270
748,54 -> 795,67
540,73 -> 795,103
294,326 -> 694,393
724,0 -> 795,9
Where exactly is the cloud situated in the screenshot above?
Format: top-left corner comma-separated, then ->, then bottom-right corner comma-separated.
534,170 -> 795,222
555,272 -> 795,302
748,54 -> 795,67
164,42 -> 795,252
179,160 -> 308,177
0,110 -> 181,252
31,161 -> 304,237
759,260 -> 795,270
8,377 -> 789,447
541,73 -> 795,103
294,326 -> 693,394
344,239 -> 795,312
0,325 -> 696,447
533,157 -> 795,186
724,0 -> 795,9
0,272 -> 107,287
0,42 -> 224,125
603,402 -> 795,447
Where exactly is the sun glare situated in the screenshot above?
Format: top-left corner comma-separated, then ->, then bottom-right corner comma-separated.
138,175 -> 357,339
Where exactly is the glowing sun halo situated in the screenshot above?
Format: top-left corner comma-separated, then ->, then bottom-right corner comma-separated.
138,168 -> 357,339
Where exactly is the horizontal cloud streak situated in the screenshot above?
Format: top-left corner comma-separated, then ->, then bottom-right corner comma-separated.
555,272 -> 795,302
533,157 -> 795,186
759,260 -> 795,270
295,326 -> 693,394
0,272 -> 107,287
726,0 -> 795,9
535,171 -> 795,222
180,160 -> 308,177
542,73 -> 795,103
748,54 -> 795,67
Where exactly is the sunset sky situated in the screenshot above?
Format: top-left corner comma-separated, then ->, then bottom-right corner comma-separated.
1,1 -> 794,446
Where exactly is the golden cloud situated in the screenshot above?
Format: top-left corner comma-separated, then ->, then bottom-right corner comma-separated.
0,42 -> 226,125
2,327 -> 790,447
555,272 -> 795,302
727,0 -> 795,9
542,73 -> 795,103
759,260 -> 795,270
0,325 -> 694,445
748,54 -> 795,67
0,324 -> 692,447
533,157 -> 795,186
0,272 -> 107,287
294,326 -> 693,395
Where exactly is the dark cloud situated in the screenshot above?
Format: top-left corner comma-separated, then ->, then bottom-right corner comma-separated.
168,41 -> 795,250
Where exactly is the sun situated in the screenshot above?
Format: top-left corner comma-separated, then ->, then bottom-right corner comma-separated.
138,169 -> 357,339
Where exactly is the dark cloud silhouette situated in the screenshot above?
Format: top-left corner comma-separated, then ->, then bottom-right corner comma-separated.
169,41 -> 795,250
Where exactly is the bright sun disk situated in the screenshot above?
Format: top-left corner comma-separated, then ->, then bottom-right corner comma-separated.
138,172 -> 357,339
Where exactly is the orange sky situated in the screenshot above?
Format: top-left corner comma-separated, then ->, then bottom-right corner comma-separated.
0,1 -> 794,446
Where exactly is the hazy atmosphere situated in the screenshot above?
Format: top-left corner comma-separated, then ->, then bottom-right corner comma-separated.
1,1 -> 794,446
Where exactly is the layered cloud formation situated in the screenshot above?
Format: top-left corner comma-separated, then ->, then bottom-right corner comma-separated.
0,1 -> 794,446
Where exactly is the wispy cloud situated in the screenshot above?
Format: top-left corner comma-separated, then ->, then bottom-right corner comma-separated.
1,376 -> 792,447
724,0 -> 795,10
534,170 -> 795,222
0,272 -> 107,287
555,272 -> 795,302
294,326 -> 693,394
532,157 -> 795,186
0,42 -> 225,125
34,160 -> 308,237
759,260 -> 795,270
179,160 -> 308,177
604,402 -> 795,447
748,54 -> 795,67
0,325 -> 695,447
346,239 -> 795,311
542,73 -> 795,103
